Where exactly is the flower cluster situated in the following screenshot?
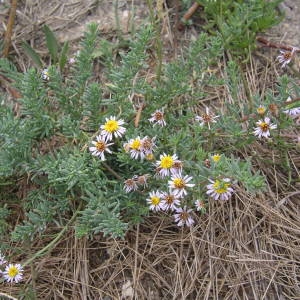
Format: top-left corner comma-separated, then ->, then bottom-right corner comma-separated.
89,116 -> 126,161
124,136 -> 157,160
0,252 -> 23,283
89,109 -> 235,229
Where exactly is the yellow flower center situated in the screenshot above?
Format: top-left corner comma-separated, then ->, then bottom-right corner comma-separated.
160,155 -> 174,169
151,196 -> 160,205
213,180 -> 230,194
257,106 -> 266,115
259,122 -> 269,132
104,120 -> 119,133
212,154 -> 221,162
8,266 -> 19,278
130,139 -> 141,150
173,178 -> 185,189
96,141 -> 106,152
146,153 -> 154,161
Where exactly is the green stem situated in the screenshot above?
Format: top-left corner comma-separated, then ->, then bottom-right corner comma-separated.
23,210 -> 79,267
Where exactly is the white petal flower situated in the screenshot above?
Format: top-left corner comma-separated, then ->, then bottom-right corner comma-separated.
206,178 -> 234,201
3,263 -> 24,283
123,178 -> 138,193
161,190 -> 181,211
168,173 -> 195,198
146,190 -> 164,211
140,136 -> 157,156
155,153 -> 179,178
195,199 -> 206,212
174,206 -> 194,227
124,136 -> 144,160
100,116 -> 126,141
149,109 -> 166,127
253,117 -> 277,139
195,107 -> 219,129
89,135 -> 113,161
41,68 -> 49,81
277,47 -> 297,68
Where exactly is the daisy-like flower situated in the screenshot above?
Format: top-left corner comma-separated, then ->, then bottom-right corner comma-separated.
168,173 -> 195,198
211,154 -> 221,163
253,117 -> 277,139
155,153 -> 178,178
195,199 -> 206,212
206,178 -> 234,201
100,116 -> 126,141
149,109 -> 166,127
123,178 -> 139,193
140,136 -> 157,156
0,252 -> 7,265
277,47 -> 297,68
41,68 -> 49,81
89,135 -> 113,160
124,136 -> 143,160
257,105 -> 266,116
195,107 -> 219,129
3,263 -> 24,283
174,206 -> 194,227
161,190 -> 181,211
146,190 -> 164,211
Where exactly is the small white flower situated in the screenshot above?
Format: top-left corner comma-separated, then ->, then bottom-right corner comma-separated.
41,68 -> 49,81
277,47 -> 297,68
3,263 -> 24,283
123,178 -> 138,193
124,136 -> 143,160
89,135 -> 113,161
0,252 -> 7,265
140,136 -> 157,156
168,173 -> 195,198
161,190 -> 181,211
206,178 -> 234,201
195,199 -> 206,212
174,206 -> 194,227
146,191 -> 164,211
68,57 -> 76,64
155,153 -> 179,178
253,117 -> 277,139
149,109 -> 166,127
100,116 -> 126,141
195,107 -> 219,129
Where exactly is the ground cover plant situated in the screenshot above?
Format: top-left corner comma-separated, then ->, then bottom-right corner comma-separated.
0,0 -> 299,299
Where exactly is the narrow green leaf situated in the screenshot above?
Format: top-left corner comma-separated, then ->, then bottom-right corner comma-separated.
43,24 -> 59,63
21,41 -> 43,68
59,41 -> 69,71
